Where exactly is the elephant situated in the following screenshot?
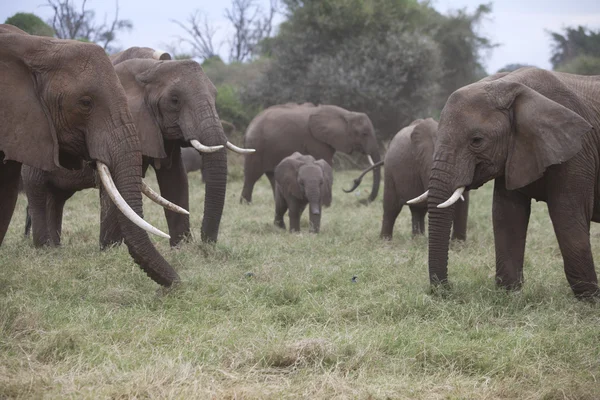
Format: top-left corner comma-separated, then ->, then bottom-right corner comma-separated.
345,118 -> 469,240
0,25 -> 180,286
409,67 -> 600,299
21,47 -> 252,249
274,152 -> 333,233
240,103 -> 381,204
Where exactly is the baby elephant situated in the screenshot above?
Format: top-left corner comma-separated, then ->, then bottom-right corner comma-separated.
274,152 -> 333,233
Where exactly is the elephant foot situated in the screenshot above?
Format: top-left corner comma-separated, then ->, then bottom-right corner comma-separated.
380,233 -> 392,241
274,219 -> 286,230
240,196 -> 251,205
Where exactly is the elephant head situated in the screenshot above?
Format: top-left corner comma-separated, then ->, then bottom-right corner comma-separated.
275,152 -> 333,233
412,68 -> 593,285
0,25 -> 179,285
112,57 -> 251,242
308,105 -> 381,202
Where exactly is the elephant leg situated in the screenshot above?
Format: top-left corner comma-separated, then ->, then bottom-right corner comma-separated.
0,161 -> 22,246
24,205 -> 31,237
547,185 -> 597,298
380,182 -> 401,240
451,191 -> 469,241
265,171 -> 277,201
99,187 -> 123,249
155,148 -> 191,247
46,189 -> 75,246
24,180 -> 51,247
288,201 -> 305,232
410,206 -> 426,236
241,157 -> 262,204
274,189 -> 287,230
492,178 -> 531,290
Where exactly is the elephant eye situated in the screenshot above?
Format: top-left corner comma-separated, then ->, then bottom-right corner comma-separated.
171,95 -> 179,106
78,96 -> 93,111
471,137 -> 483,148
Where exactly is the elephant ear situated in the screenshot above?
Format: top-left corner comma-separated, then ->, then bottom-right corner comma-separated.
410,118 -> 438,187
114,59 -> 167,159
0,32 -> 59,171
275,152 -> 305,199
494,80 -> 593,190
315,159 -> 333,207
308,107 -> 353,154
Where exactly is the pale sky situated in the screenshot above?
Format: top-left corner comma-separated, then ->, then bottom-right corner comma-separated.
2,0 -> 600,73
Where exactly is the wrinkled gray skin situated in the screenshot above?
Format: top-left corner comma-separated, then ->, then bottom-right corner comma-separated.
427,67 -> 600,299
22,47 -> 229,248
0,27 -> 178,286
274,152 -> 333,233
241,103 -> 381,204
345,118 -> 469,240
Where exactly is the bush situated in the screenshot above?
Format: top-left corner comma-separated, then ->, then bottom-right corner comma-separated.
5,12 -> 54,37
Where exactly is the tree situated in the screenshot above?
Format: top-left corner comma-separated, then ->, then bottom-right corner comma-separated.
5,12 -> 55,36
497,63 -> 533,73
549,26 -> 600,70
244,0 -> 494,139
172,11 -> 220,61
556,55 -> 600,75
46,0 -> 132,52
225,0 -> 278,62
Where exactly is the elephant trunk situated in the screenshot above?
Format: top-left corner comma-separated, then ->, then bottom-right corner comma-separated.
199,125 -> 228,243
307,187 -> 321,233
427,163 -> 455,285
107,124 -> 180,286
367,151 -> 381,202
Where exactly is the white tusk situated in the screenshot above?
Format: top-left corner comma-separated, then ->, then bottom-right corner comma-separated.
152,50 -> 171,60
226,141 -> 256,154
406,190 -> 428,205
460,195 -> 465,202
141,181 -> 189,215
368,155 -> 374,166
438,187 -> 466,209
97,162 -> 170,239
190,139 -> 223,153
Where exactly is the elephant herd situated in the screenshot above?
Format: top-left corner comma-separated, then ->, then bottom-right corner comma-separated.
2,24 -> 600,300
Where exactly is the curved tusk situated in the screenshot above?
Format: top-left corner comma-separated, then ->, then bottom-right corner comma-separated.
97,162 -> 170,239
438,187 -> 466,209
406,190 -> 428,205
152,49 -> 171,60
226,141 -> 256,154
141,181 -> 189,215
368,155 -> 374,166
190,139 -> 224,153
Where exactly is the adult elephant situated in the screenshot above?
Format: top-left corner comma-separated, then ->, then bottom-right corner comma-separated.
22,47 -> 252,248
0,26 -> 178,286
345,118 -> 469,240
409,67 -> 600,299
240,103 -> 381,204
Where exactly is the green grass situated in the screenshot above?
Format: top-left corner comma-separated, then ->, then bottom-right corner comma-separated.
2,167 -> 600,399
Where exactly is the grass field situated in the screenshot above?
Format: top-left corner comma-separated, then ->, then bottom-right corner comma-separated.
2,161 -> 600,399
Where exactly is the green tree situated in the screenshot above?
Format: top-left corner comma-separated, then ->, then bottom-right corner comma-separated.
244,0 -> 494,139
497,63 -> 533,73
557,54 -> 600,75
5,12 -> 55,36
549,26 -> 600,70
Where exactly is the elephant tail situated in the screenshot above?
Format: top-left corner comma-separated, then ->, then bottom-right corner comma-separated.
343,160 -> 384,193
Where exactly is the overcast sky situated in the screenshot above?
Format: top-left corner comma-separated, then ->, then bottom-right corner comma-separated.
2,0 -> 600,73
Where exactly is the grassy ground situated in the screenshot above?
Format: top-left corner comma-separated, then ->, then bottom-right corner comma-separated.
2,163 -> 600,399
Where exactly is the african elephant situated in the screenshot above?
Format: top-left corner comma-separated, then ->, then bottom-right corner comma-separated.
0,26 -> 179,286
274,152 -> 333,233
22,47 -> 252,249
345,118 -> 469,240
241,103 -> 381,204
409,67 -> 600,299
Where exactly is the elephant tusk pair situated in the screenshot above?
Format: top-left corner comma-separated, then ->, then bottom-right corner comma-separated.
97,163 -> 171,239
406,187 -> 465,208
190,139 -> 255,154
